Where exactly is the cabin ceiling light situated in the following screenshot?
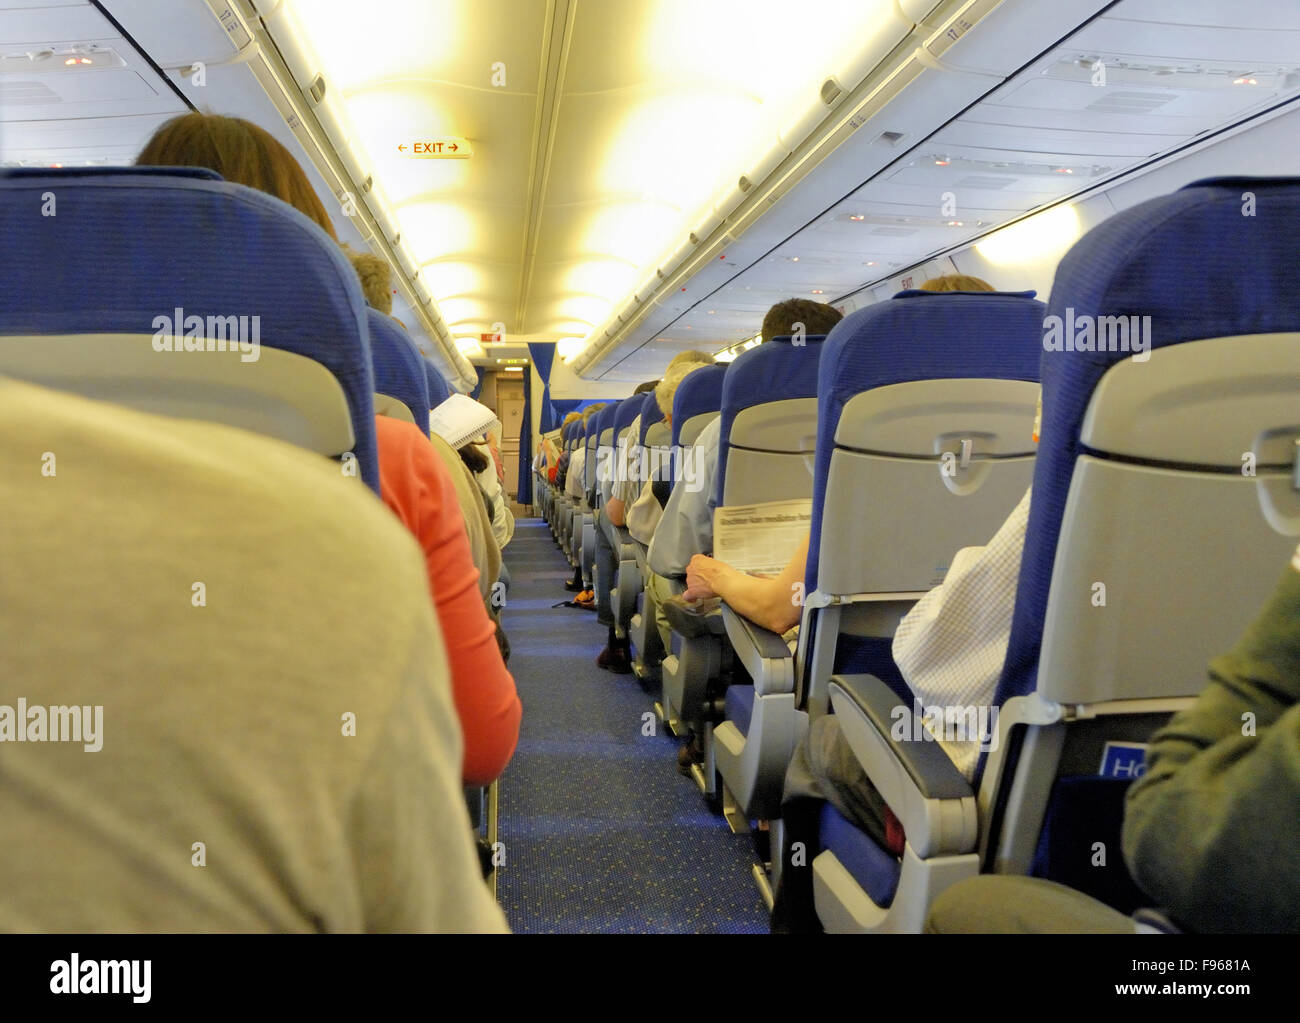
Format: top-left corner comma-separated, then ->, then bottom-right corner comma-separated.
975,203 -> 1082,266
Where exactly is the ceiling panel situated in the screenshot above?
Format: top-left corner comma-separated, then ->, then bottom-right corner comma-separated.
590,0 -> 1300,372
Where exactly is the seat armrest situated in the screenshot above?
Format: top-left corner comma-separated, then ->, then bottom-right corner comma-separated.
828,674 -> 977,857
722,603 -> 793,696
611,523 -> 638,561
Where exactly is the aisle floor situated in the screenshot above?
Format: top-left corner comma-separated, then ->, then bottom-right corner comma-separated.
495,519 -> 769,933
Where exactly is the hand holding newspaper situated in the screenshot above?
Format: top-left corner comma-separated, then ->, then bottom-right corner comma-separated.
712,498 -> 813,577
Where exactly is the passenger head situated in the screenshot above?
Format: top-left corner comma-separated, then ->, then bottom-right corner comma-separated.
633,379 -> 659,395
345,248 -> 394,314
761,299 -> 843,343
581,403 -> 606,426
136,112 -> 338,240
918,274 -> 995,293
562,411 -> 582,429
654,361 -> 708,426
458,443 -> 490,475
666,350 -> 715,369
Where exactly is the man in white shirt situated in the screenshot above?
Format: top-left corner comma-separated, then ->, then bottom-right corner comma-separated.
769,392 -> 1041,931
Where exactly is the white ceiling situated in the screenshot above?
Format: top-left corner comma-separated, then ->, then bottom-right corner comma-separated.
587,0 -> 1300,378
4,0 -> 1300,386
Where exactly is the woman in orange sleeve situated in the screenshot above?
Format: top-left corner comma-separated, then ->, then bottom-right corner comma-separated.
374,415 -> 521,785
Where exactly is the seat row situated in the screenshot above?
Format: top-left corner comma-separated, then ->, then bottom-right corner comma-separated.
537,174 -> 1300,932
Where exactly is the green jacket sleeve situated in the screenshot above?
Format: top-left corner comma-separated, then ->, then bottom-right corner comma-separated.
1121,553 -> 1300,933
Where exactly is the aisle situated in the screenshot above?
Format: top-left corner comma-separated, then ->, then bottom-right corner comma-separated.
496,519 -> 768,933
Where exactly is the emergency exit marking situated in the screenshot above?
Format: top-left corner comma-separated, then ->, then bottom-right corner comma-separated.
398,137 -> 473,159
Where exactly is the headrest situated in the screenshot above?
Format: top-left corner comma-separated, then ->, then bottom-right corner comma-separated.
0,167 -> 378,490
997,174 -> 1300,714
805,291 -> 1045,588
1,165 -> 222,182
670,363 -> 727,447
368,310 -> 430,435
613,393 -> 643,436
593,402 -> 620,441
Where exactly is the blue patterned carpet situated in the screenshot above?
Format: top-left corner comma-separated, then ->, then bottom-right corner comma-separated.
496,518 -> 768,933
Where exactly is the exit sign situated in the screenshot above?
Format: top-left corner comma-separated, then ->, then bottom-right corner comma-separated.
398,137 -> 473,159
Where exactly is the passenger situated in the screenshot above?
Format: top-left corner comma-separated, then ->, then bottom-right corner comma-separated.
628,358 -> 721,671
136,112 -> 520,785
645,300 -> 842,766
463,430 -> 515,551
647,299 -> 843,582
606,353 -> 714,532
926,541 -> 1300,934
338,241 -> 506,606
0,377 -> 506,932
675,276 -> 1031,927
458,442 -> 499,523
624,356 -> 715,544
563,403 -> 607,602
592,379 -> 661,673
774,420 -> 1032,930
677,277 -> 995,636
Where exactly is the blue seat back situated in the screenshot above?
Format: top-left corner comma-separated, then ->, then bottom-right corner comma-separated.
639,391 -> 671,482
590,401 -> 622,494
670,363 -> 726,448
0,167 -> 379,491
612,393 -> 642,441
716,336 -> 826,507
996,175 -> 1300,732
806,292 -> 1043,593
584,405 -> 612,493
639,389 -> 665,444
423,358 -> 452,408
368,310 -> 430,435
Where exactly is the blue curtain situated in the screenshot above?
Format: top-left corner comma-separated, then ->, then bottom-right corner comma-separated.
516,366 -> 533,505
551,398 -> 584,419
527,342 -> 557,432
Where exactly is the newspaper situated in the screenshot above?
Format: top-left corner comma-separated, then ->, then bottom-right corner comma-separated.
428,393 -> 500,450
712,498 -> 812,577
